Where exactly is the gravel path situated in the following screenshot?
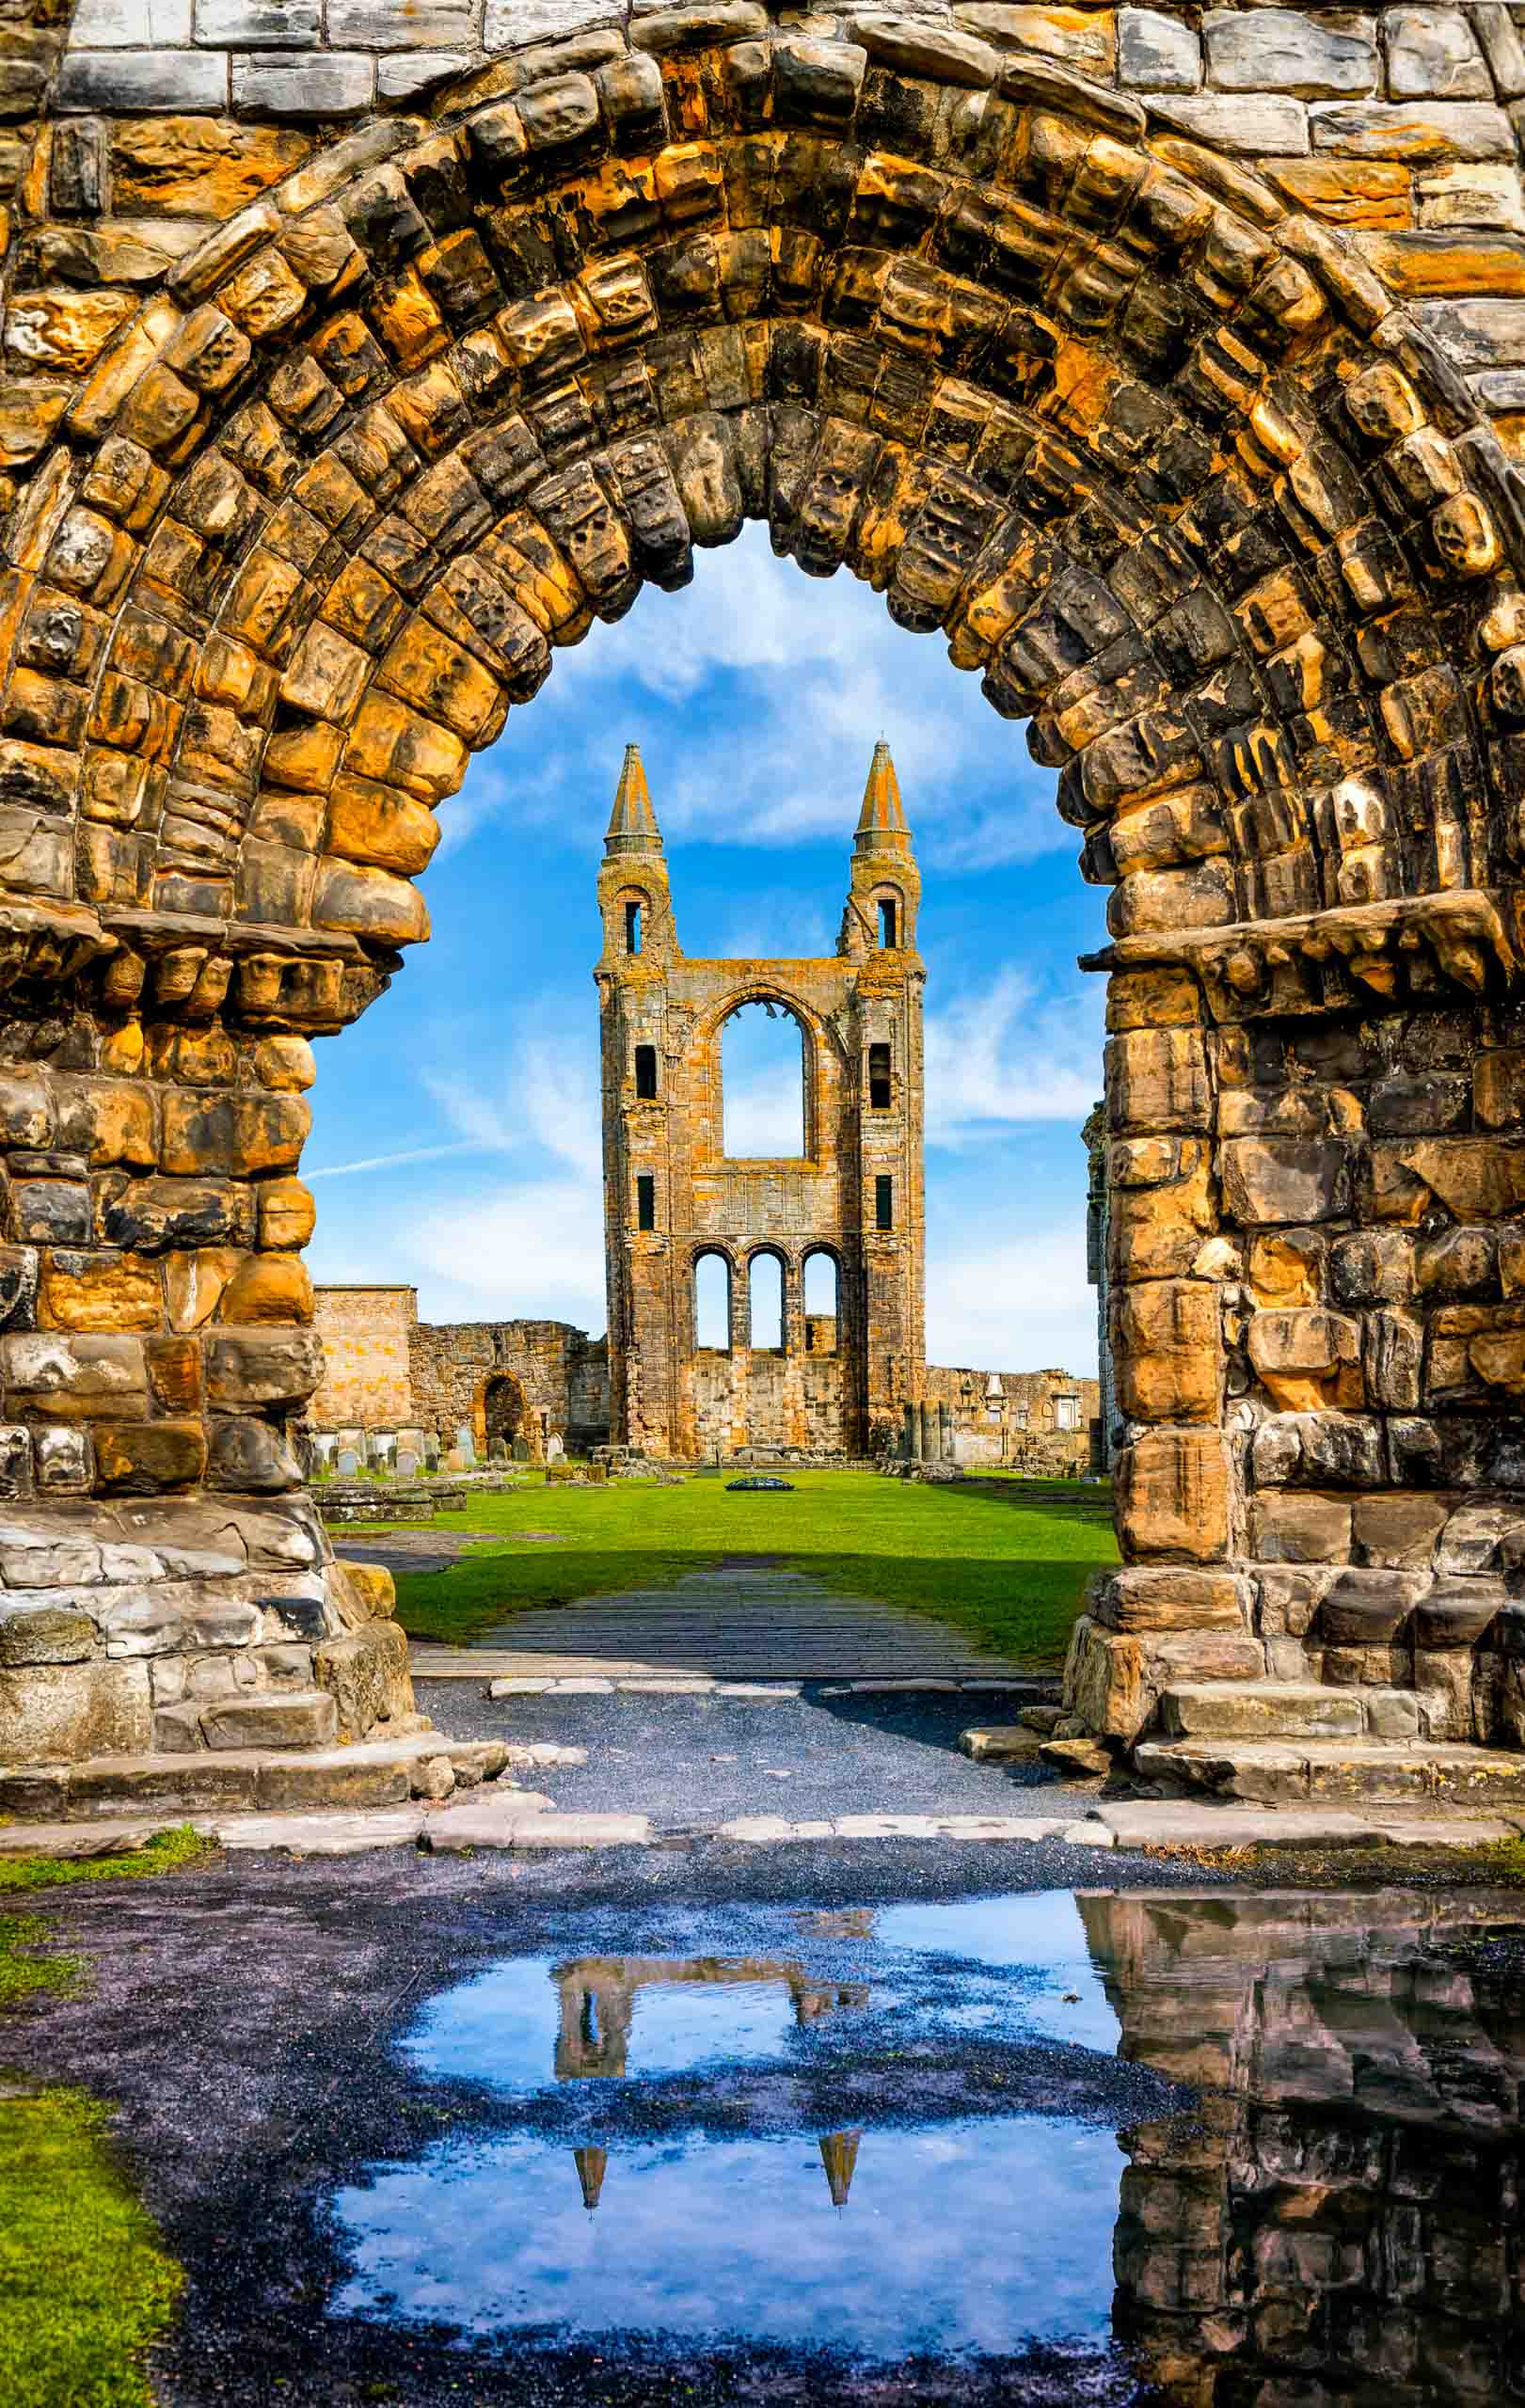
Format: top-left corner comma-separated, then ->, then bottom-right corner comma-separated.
428,1678 -> 1073,1827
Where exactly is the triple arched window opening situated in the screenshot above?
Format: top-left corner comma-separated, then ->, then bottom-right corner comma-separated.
693,1247 -> 842,1354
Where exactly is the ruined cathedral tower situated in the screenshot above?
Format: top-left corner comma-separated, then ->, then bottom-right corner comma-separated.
596,743 -> 926,1461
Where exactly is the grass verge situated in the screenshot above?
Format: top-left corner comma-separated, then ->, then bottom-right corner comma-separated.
378,1469 -> 1117,1666
1,1825 -> 208,2406
0,2084 -> 184,2408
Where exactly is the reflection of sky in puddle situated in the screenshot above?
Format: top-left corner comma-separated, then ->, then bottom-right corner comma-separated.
403,1892 -> 1120,2099
876,1893 -> 1120,2053
334,1893 -> 1127,2363
330,2116 -> 1121,2359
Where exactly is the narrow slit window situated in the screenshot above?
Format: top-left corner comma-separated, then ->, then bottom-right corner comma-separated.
634,1043 -> 658,1099
878,897 -> 897,947
868,1043 -> 891,1110
625,900 -> 643,955
875,1174 -> 893,1231
636,1173 -> 655,1231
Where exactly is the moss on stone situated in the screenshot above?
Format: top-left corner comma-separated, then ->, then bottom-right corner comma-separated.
0,1823 -> 213,1897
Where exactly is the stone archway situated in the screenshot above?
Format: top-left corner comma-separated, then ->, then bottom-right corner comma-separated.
477,1367 -> 535,1462
8,4 -> 1525,1790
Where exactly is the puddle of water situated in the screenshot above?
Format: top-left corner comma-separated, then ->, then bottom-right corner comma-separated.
322,1888 -> 1525,2397
333,2118 -> 1121,2358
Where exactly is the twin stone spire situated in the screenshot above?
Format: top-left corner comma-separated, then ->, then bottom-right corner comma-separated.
603,738 -> 914,860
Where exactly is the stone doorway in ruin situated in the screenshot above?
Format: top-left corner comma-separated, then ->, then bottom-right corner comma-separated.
10,4 -> 1525,1805
478,1369 -> 536,1465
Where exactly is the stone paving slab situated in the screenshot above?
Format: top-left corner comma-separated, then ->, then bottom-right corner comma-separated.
4,1796 -> 1522,1861
408,1563 -> 1037,1683
1093,1802 -> 1525,1850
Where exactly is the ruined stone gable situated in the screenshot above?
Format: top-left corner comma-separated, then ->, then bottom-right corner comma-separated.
598,739 -> 927,1459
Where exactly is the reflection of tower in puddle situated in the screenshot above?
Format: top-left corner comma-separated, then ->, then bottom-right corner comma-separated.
572,2145 -> 608,2212
1080,1892 -> 1525,2407
551,1955 -> 869,2082
818,2130 -> 861,2208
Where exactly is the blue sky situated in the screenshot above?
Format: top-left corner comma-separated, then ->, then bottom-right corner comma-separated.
303,522 -> 1110,1374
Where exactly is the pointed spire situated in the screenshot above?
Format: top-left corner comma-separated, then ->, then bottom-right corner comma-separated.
854,740 -> 912,854
605,742 -> 663,856
573,2145 -> 609,2212
818,2130 -> 861,2209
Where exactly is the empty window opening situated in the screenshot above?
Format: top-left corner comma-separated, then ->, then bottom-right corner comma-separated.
625,900 -> 643,955
875,1175 -> 893,1231
722,1000 -> 805,1158
803,1250 -> 838,1355
868,1042 -> 892,1110
694,1253 -> 730,1350
878,896 -> 898,947
636,1173 -> 655,1231
1055,1394 -> 1080,1432
749,1252 -> 785,1351
634,1043 -> 658,1099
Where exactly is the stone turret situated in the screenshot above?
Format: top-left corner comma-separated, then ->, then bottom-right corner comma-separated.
839,739 -> 921,960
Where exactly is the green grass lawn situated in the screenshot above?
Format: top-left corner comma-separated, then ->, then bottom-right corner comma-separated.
381,1470 -> 1117,1668
0,1830 -> 209,2407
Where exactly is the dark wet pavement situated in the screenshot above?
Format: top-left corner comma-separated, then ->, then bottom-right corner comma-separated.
8,1846 -> 1525,2404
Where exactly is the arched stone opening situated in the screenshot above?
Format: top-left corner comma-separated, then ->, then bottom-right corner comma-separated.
477,1367 -> 535,1463
721,999 -> 808,1160
8,8 -> 1525,1786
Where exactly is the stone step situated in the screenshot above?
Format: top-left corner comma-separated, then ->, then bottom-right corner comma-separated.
199,1690 -> 337,1752
1159,1682 -> 1369,1742
0,1732 -> 520,1821
1133,1736 -> 1525,1808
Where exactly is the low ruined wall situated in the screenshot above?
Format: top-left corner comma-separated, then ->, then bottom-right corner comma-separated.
923,1365 -> 1101,1470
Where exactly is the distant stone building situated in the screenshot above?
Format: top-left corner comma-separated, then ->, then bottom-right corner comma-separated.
306,1286 -> 609,1470
307,745 -> 1098,1470
923,1365 -> 1102,1474
597,739 -> 925,1460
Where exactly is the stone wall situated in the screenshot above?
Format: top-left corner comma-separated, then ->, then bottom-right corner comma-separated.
9,0 -> 1525,1768
309,1286 -> 611,1460
923,1362 -> 1101,1470
599,741 -> 925,1461
410,1315 -> 611,1458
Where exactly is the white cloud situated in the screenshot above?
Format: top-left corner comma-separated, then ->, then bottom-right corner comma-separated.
439,523 -> 1068,870
926,967 -> 1104,1147
308,1139 -> 481,1180
927,1223 -> 1096,1378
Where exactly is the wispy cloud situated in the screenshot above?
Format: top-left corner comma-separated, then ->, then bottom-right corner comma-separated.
927,1221 -> 1096,1376
926,968 -> 1104,1147
439,523 -> 1067,871
307,1139 -> 484,1180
